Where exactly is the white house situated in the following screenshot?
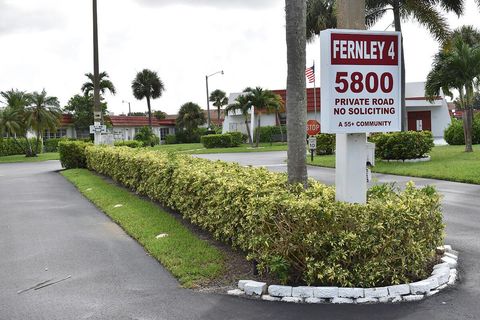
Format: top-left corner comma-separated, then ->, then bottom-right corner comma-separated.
223,82 -> 451,141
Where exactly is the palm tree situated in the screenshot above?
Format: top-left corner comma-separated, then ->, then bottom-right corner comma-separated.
176,102 -> 206,132
81,71 -> 116,97
286,0 -> 308,186
132,69 -> 165,129
225,94 -> 254,145
306,0 -> 336,41
0,89 -> 33,156
242,87 -> 284,147
209,89 -> 228,124
425,25 -> 480,152
26,90 -> 61,155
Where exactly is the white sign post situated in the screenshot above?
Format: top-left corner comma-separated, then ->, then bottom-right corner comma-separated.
320,29 -> 401,203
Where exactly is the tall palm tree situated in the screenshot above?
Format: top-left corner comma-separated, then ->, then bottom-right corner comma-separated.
132,69 -> 165,129
209,89 -> 228,124
306,0 -> 336,41
243,87 -> 284,147
225,94 -> 254,145
0,89 -> 33,156
81,71 -> 116,97
26,90 -> 61,155
286,0 -> 308,186
176,102 -> 206,132
425,25 -> 480,152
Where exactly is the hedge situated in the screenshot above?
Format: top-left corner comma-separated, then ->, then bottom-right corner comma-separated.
444,117 -> 480,145
315,133 -> 335,155
200,133 -> 243,148
82,146 -> 443,287
254,126 -> 287,143
58,141 -> 92,169
114,140 -> 144,148
165,134 -> 177,144
0,138 -> 40,156
370,131 -> 434,160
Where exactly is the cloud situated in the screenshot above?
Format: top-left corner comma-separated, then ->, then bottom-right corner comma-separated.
0,0 -> 64,35
135,0 -> 280,9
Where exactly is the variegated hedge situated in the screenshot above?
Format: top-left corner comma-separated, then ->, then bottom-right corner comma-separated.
71,144 -> 443,287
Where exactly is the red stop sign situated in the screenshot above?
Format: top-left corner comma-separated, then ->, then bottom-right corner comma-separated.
306,119 -> 321,136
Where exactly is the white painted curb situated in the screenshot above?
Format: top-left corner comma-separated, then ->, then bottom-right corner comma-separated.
228,245 -> 458,304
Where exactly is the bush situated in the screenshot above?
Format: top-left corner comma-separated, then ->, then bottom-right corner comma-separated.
85,146 -> 443,287
114,140 -> 143,148
444,117 -> 480,145
225,132 -> 245,147
315,133 -> 335,155
370,131 -> 434,160
58,141 -> 92,169
0,138 -> 40,156
201,134 -> 233,148
175,130 -> 201,143
165,134 -> 177,144
43,138 -> 73,152
135,126 -> 160,146
254,126 -> 287,143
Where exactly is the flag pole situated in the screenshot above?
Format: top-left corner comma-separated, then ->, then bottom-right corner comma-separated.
313,61 -> 317,121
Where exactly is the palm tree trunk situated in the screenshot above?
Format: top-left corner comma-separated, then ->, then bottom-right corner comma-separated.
35,130 -> 41,156
24,136 -> 33,157
255,113 -> 261,148
217,107 -> 221,125
244,118 -> 253,145
286,0 -> 308,187
393,0 -> 407,131
147,95 -> 152,130
464,108 -> 473,152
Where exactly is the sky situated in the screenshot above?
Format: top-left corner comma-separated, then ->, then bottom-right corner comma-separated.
0,0 -> 479,115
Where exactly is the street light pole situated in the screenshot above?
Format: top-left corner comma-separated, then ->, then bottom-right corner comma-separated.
122,100 -> 131,115
205,70 -> 224,129
92,0 -> 101,144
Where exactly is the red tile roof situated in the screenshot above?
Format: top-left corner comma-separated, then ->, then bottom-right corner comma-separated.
272,88 -> 320,113
60,114 -> 73,126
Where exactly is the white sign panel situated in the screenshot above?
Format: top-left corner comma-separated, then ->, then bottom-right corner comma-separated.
308,137 -> 317,150
89,124 -> 107,134
320,29 -> 402,133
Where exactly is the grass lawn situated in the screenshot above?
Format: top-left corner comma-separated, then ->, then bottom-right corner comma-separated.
0,152 -> 59,163
307,144 -> 480,184
150,142 -> 288,154
61,169 -> 225,288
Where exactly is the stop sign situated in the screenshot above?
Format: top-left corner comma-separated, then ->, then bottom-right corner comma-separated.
306,119 -> 320,136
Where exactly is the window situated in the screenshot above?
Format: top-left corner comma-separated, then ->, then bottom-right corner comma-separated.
43,128 -> 67,140
159,128 -> 170,140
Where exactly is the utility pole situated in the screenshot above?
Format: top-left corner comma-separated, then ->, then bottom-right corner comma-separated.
92,0 -> 101,144
335,0 -> 367,203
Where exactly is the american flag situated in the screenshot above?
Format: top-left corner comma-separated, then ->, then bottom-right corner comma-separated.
305,64 -> 315,83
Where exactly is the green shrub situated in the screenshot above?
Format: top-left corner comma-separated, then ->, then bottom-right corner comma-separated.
85,146 -> 443,287
175,130 -> 201,143
58,141 -> 92,169
165,134 -> 177,144
114,140 -> 143,148
135,126 -> 160,146
370,131 -> 434,160
0,138 -> 40,156
444,117 -> 480,145
254,126 -> 287,143
43,138 -> 73,152
201,134 -> 233,148
225,132 -> 244,147
315,133 -> 335,155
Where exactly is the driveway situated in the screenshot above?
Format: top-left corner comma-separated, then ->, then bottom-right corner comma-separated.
1,158 -> 479,319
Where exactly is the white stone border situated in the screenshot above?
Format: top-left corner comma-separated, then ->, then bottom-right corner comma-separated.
227,245 -> 458,304
381,156 -> 431,163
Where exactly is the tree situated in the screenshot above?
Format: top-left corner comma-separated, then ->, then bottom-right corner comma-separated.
81,71 -> 116,97
225,94 -> 254,145
0,89 -> 34,156
242,87 -> 284,147
153,110 -> 167,120
26,90 -> 61,155
64,94 -> 107,132
209,89 -> 228,124
425,25 -> 480,152
132,69 -> 165,130
176,102 -> 206,133
286,0 -> 308,186
306,0 -> 336,41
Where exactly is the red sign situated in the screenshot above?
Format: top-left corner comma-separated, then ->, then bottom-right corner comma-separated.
306,119 -> 321,136
330,33 -> 398,66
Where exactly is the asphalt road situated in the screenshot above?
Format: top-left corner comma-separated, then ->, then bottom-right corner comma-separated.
1,157 -> 479,319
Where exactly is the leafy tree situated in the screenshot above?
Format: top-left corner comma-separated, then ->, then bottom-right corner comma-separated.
26,89 -> 61,155
286,0 -> 308,186
243,87 -> 284,147
0,89 -> 34,156
426,25 -> 480,152
225,94 -> 254,145
134,126 -> 159,146
132,69 -> 165,129
209,89 -> 228,124
64,94 -> 107,132
81,71 -> 116,97
176,102 -> 206,133
153,110 -> 167,120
